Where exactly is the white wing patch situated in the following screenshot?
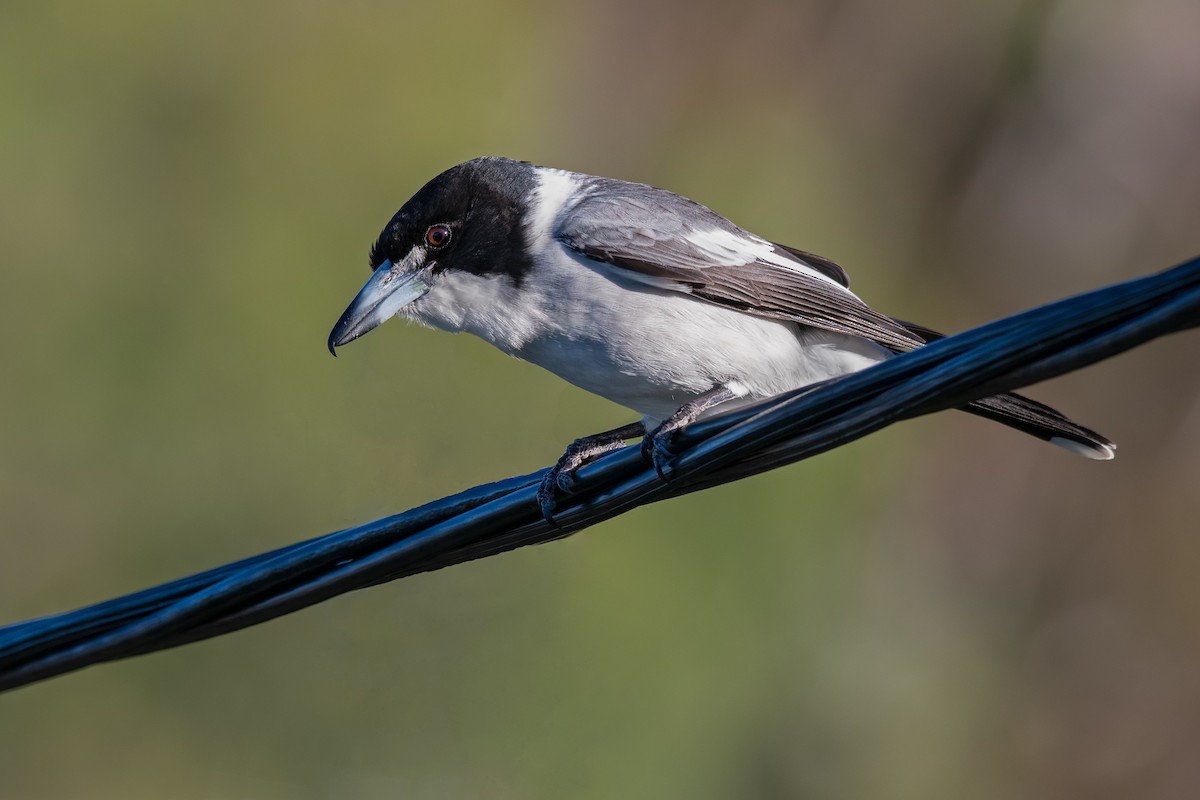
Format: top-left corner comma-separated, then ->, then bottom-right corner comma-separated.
683,226 -> 774,266
686,226 -> 856,294
526,169 -> 583,251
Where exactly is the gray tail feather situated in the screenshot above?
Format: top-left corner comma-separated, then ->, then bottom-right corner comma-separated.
891,318 -> 1116,460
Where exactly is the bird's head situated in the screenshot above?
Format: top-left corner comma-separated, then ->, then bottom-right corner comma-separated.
327,156 -> 535,355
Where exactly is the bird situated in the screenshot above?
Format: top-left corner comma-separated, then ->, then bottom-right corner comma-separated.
327,156 -> 1114,518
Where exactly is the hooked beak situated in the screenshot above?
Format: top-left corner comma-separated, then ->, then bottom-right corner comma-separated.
327,255 -> 432,356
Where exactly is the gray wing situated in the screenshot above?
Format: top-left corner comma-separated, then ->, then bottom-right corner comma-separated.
556,180 -> 921,352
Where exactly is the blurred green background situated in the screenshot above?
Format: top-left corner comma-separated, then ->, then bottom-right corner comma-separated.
2,1 -> 1199,797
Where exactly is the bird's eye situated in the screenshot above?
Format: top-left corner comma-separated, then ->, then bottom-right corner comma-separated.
425,224 -> 452,249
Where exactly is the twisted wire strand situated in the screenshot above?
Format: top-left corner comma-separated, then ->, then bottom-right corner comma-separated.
2,256 -> 1197,693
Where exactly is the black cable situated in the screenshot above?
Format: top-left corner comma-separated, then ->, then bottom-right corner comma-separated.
2,256 -> 1197,693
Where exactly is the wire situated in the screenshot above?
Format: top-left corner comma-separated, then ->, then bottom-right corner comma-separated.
2,256 -> 1198,693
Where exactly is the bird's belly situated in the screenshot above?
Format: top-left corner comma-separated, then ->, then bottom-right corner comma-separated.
517,287 -> 890,425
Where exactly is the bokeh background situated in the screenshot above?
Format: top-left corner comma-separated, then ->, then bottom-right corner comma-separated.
2,1 -> 1199,797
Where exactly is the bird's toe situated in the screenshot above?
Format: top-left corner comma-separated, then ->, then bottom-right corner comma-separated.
536,471 -> 564,527
642,429 -> 680,481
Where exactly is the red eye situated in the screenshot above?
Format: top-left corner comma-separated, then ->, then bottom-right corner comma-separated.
425,224 -> 452,248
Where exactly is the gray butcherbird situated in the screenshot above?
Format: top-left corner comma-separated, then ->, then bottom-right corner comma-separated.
328,157 -> 1114,518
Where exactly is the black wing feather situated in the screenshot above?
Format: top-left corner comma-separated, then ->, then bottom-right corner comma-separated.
772,242 -> 851,288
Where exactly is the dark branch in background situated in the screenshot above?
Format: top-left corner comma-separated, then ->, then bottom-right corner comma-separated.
2,256 -> 1198,694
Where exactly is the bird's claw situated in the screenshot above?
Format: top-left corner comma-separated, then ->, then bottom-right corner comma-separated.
537,460 -> 588,526
636,387 -> 736,482
641,425 -> 681,482
536,430 -> 638,526
536,469 -> 567,528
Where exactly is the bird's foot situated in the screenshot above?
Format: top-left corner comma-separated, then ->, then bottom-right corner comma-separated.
537,423 -> 645,524
641,417 -> 691,482
640,385 -> 740,482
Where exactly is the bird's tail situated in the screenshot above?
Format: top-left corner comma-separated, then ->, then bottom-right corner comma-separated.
964,392 -> 1115,459
892,319 -> 1116,460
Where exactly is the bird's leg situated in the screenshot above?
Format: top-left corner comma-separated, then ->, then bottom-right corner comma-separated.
642,385 -> 739,480
538,421 -> 646,522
